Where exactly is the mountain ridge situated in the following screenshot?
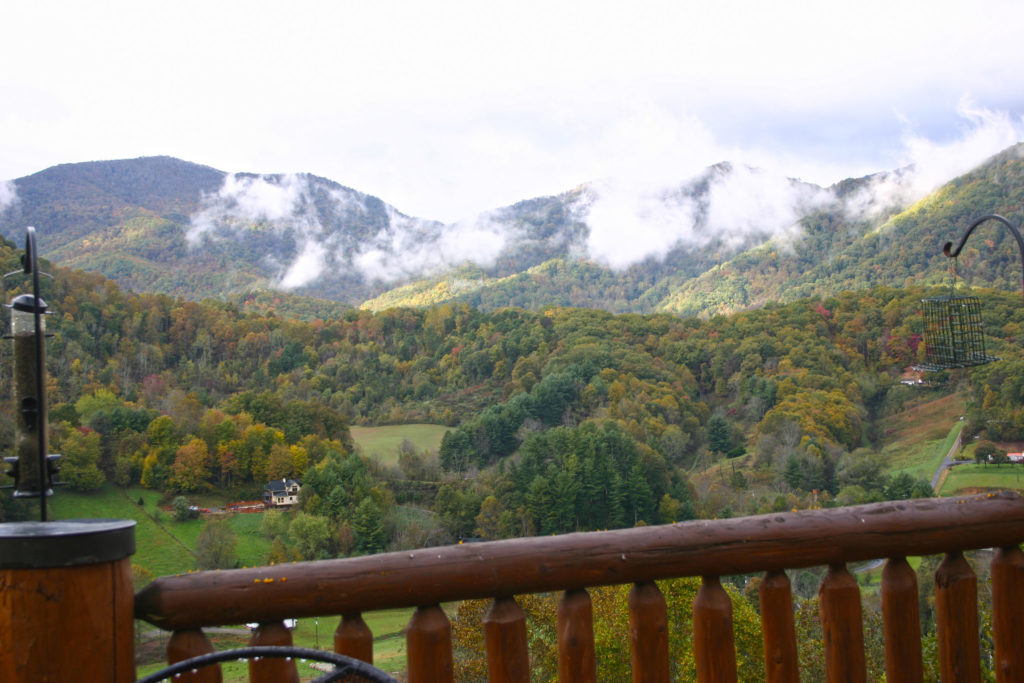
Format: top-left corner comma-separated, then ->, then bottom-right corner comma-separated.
2,146 -> 1023,316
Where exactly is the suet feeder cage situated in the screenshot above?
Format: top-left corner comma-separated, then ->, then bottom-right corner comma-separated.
918,214 -> 1024,372
919,295 -> 997,371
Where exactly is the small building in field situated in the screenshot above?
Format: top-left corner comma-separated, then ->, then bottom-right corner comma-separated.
263,478 -> 301,508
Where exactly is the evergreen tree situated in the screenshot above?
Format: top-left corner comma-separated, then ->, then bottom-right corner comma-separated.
353,497 -> 386,554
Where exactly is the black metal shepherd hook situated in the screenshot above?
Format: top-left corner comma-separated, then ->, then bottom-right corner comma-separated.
916,214 -> 1024,372
943,213 -> 1024,300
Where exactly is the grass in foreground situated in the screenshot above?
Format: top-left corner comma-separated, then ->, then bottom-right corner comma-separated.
135,607 -> 413,682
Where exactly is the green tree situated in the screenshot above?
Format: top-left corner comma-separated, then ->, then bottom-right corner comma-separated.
59,428 -> 105,490
171,495 -> 194,522
288,512 -> 333,560
707,415 -> 733,454
195,518 -> 237,569
352,497 -> 386,554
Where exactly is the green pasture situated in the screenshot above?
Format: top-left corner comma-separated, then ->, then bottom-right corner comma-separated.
878,396 -> 965,480
49,483 -> 197,577
49,484 -> 273,577
349,423 -> 448,465
939,462 -> 1024,495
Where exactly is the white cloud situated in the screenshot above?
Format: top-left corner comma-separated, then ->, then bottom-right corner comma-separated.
189,173 -> 340,289
845,101 -> 1024,218
190,172 -> 516,287
354,209 -> 513,282
0,180 -> 16,210
578,165 -> 834,270
188,174 -> 315,243
279,239 -> 327,289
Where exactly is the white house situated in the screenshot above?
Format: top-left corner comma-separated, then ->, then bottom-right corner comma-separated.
263,478 -> 301,507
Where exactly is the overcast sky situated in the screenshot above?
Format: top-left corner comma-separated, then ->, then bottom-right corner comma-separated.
2,0 -> 1024,223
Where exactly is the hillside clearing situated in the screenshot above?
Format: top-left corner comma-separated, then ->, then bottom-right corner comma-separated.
350,423 -> 448,465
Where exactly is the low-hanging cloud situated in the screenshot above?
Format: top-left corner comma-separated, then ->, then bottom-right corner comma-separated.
189,173 -> 347,288
354,208 -> 515,282
844,99 -> 1024,218
186,100 -> 1024,290
189,172 -> 520,289
0,180 -> 17,211
576,164 -> 835,270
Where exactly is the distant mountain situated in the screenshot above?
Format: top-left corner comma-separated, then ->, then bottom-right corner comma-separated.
2,146 -> 1023,316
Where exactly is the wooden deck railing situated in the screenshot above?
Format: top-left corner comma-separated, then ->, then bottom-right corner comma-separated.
134,492 -> 1024,682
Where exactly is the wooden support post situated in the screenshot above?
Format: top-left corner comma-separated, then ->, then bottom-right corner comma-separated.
248,621 -> 298,683
818,563 -> 865,683
167,629 -> 221,683
484,596 -> 529,683
693,575 -> 737,683
991,546 -> 1024,682
935,551 -> 981,683
881,557 -> 922,683
558,588 -> 596,682
0,519 -> 136,683
335,612 -> 373,665
406,604 -> 453,683
629,581 -> 669,683
759,570 -> 798,683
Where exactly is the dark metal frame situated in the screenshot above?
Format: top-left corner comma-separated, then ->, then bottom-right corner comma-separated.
918,214 -> 1024,371
943,213 -> 1024,299
135,646 -> 398,683
919,295 -> 998,370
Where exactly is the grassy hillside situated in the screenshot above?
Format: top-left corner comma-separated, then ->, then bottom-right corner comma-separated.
350,424 -> 448,465
49,483 -> 197,577
49,485 -> 272,576
878,393 -> 967,480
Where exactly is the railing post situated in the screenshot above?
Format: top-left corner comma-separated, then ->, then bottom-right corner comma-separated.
248,621 -> 298,683
881,557 -> 922,683
406,604 -> 453,683
935,551 -> 981,683
167,629 -> 221,683
0,520 -> 136,683
759,570 -> 798,683
693,575 -> 737,683
629,581 -> 670,683
991,546 -> 1024,682
558,588 -> 597,682
483,596 -> 530,683
818,563 -> 865,683
335,612 -> 373,665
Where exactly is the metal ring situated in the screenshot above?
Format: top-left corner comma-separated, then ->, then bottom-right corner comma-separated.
136,645 -> 398,683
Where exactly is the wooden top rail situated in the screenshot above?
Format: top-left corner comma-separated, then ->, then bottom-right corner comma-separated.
136,492 -> 1024,631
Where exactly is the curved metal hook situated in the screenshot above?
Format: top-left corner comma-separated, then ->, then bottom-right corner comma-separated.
943,213 -> 1024,299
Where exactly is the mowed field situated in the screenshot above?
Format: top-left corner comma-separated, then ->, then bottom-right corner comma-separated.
349,423 -> 448,465
878,393 -> 967,480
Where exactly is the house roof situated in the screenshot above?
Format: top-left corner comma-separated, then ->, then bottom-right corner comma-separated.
264,478 -> 300,493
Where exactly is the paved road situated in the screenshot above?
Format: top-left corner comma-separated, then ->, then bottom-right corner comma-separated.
930,426 -> 965,491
